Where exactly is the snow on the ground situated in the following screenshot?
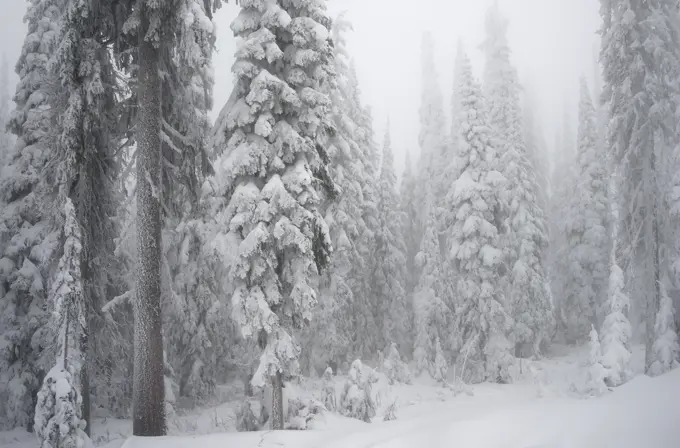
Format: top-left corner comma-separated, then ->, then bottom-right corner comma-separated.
3,344 -> 674,448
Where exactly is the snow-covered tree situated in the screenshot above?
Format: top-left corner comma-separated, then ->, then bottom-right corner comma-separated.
600,243 -> 632,387
34,199 -> 92,448
600,0 -> 680,372
382,342 -> 412,385
208,0 -> 335,430
431,336 -> 448,385
0,53 -> 12,161
445,48 -> 513,384
562,78 -> 611,341
648,283 -> 680,376
585,326 -> 608,397
372,127 -> 411,354
321,366 -> 336,411
482,2 -> 553,356
301,13 -> 379,367
415,32 -> 447,225
413,207 -> 451,376
340,360 -> 377,423
401,151 -> 419,300
522,85 -> 550,211
0,0 -> 66,430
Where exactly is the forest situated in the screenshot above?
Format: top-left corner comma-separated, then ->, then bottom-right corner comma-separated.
0,0 -> 679,447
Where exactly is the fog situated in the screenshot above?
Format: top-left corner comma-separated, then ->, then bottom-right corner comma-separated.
1,0 -> 600,175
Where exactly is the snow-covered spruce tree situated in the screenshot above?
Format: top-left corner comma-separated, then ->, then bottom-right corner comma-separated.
0,0 -> 66,430
413,206 -> 451,377
585,325 -> 608,397
522,85 -> 550,212
548,119 -> 580,343
301,13 -> 376,367
0,53 -> 13,161
415,32 -> 447,227
562,78 -> 611,341
400,150 -> 419,301
445,48 -> 513,384
482,2 -> 553,357
600,242 -> 632,387
600,0 -> 680,372
208,0 -> 335,430
51,0 -> 132,430
450,39 -> 464,153
372,126 -> 411,354
159,0 -> 224,406
340,360 -> 377,423
648,283 -> 680,376
34,199 -> 92,448
432,336 -> 448,385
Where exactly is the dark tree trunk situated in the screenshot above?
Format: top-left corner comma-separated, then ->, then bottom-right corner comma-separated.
270,371 -> 284,430
133,6 -> 166,437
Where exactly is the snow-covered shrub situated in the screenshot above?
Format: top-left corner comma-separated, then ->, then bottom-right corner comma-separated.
383,400 -> 397,421
382,343 -> 412,385
321,367 -> 337,411
649,285 -> 680,377
431,337 -> 448,384
285,397 -> 325,430
35,366 -> 92,448
236,399 -> 261,432
584,326 -> 608,397
340,360 -> 378,422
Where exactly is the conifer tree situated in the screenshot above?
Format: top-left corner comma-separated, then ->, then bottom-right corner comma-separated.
445,49 -> 513,383
401,151 -> 419,300
562,78 -> 610,340
413,203 -> 449,376
34,199 -> 92,448
416,32 -> 447,226
373,127 -> 411,354
0,0 -> 66,430
600,241 -> 632,386
600,0 -> 680,372
482,2 -> 553,356
208,0 -> 335,430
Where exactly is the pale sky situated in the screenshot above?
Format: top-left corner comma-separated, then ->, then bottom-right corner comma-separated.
2,0 -> 601,176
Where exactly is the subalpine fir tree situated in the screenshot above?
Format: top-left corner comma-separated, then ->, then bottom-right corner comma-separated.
301,13 -> 376,367
0,53 -> 12,161
562,78 -> 610,341
600,0 -> 680,372
445,49 -> 513,383
0,0 -> 66,430
648,281 -> 680,377
401,151 -> 419,301
600,241 -> 632,387
413,203 -> 449,376
208,0 -> 335,430
373,127 -> 411,354
415,32 -> 447,227
34,199 -> 92,448
482,2 -> 553,357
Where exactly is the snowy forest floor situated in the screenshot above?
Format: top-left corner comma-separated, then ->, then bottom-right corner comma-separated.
4,343 -> 680,448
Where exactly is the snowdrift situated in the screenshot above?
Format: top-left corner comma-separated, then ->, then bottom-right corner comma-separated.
121,368 -> 680,448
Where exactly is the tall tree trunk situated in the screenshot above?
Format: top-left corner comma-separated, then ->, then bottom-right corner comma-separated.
645,138 -> 661,373
133,7 -> 166,437
270,371 -> 284,430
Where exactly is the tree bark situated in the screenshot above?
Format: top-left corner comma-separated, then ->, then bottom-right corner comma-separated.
133,7 -> 166,436
645,137 -> 661,373
270,371 -> 284,430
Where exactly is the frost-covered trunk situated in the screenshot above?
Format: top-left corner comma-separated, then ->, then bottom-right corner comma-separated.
270,372 -> 283,430
133,9 -> 166,437
646,141 -> 661,373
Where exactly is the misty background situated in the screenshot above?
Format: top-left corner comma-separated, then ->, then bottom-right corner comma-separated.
0,0 -> 601,176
